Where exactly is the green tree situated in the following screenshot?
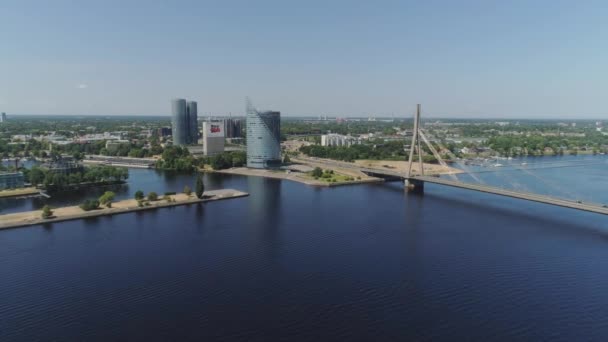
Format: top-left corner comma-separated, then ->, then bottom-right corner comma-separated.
147,192 -> 158,201
312,167 -> 323,178
134,190 -> 144,200
41,205 -> 53,219
99,191 -> 116,208
183,185 -> 192,196
210,154 -> 231,170
195,173 -> 205,199
283,154 -> 291,164
29,167 -> 45,186
230,151 -> 246,167
79,199 -> 100,211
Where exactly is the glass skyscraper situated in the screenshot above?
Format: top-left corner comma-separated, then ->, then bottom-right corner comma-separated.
171,99 -> 198,145
187,101 -> 198,143
246,101 -> 281,168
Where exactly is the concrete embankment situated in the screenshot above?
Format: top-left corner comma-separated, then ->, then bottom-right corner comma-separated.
0,187 -> 41,199
0,189 -> 248,230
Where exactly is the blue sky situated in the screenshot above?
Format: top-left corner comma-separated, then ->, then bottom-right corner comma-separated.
1,0 -> 607,118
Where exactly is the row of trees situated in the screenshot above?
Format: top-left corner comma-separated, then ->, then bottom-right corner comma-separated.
80,191 -> 116,211
487,134 -> 608,156
299,141 -> 409,162
27,165 -> 129,190
132,173 -> 205,203
201,151 -> 246,170
155,146 -> 202,171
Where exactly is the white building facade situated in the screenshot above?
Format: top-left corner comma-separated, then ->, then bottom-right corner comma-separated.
202,121 -> 225,156
321,134 -> 361,147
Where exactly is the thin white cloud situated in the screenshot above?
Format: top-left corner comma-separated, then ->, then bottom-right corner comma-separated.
77,84 -> 88,89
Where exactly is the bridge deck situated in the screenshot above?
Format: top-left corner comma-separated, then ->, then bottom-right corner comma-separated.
293,156 -> 608,215
412,176 -> 608,215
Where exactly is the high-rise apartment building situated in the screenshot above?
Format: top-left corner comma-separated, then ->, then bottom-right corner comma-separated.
156,127 -> 172,137
246,100 -> 281,169
224,118 -> 243,138
0,112 -> 6,123
202,121 -> 225,156
171,99 -> 198,145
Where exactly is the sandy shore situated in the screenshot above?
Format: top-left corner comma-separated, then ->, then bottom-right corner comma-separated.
353,159 -> 463,175
214,167 -> 383,187
0,189 -> 248,230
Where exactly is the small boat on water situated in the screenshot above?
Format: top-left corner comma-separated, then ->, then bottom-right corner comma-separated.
493,163 -> 504,167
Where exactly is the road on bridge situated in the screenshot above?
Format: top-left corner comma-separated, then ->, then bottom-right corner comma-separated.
413,175 -> 608,215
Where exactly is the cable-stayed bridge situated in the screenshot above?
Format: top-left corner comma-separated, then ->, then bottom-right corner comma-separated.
299,105 -> 608,215
399,104 -> 608,215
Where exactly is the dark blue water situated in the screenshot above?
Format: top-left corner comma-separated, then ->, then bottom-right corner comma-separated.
1,156 -> 608,341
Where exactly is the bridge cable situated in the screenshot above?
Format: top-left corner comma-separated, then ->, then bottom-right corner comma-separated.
418,130 -> 459,181
419,128 -> 486,184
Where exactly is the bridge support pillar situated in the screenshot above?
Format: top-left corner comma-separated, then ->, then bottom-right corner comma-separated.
405,179 -> 424,194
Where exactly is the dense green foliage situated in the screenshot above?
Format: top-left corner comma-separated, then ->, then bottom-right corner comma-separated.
147,192 -> 158,201
183,186 -> 192,196
202,151 -> 246,170
311,167 -> 323,178
27,165 -> 128,190
99,191 -> 116,208
79,199 -> 100,211
486,132 -> 608,156
134,190 -> 144,200
299,141 -> 408,162
155,146 -> 200,171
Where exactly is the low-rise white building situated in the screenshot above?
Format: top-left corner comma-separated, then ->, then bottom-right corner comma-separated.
321,134 -> 361,147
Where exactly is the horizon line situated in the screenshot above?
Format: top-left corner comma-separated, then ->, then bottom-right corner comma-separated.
1,113 -> 606,121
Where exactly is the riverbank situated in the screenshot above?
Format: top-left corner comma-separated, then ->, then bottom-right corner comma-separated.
0,189 -> 248,230
353,159 -> 463,175
212,167 -> 384,187
0,187 -> 40,198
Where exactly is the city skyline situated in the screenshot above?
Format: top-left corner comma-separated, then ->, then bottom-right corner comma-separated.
1,1 -> 608,118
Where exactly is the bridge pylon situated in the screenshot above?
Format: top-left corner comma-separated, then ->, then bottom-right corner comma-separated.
405,104 -> 425,193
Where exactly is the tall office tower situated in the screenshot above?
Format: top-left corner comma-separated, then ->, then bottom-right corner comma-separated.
171,99 -> 188,146
171,99 -> 199,146
246,99 -> 281,169
225,118 -> 243,138
0,112 -> 6,123
232,119 -> 242,138
187,101 -> 198,143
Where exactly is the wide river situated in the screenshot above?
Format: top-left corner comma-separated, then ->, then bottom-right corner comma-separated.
1,155 -> 608,341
